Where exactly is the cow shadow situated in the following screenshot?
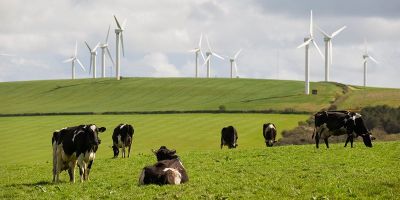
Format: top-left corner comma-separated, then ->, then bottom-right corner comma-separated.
241,94 -> 301,103
5,180 -> 53,188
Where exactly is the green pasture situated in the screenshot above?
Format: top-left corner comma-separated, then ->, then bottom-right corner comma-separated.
0,78 -> 343,114
1,141 -> 399,199
337,86 -> 400,110
0,113 -> 308,164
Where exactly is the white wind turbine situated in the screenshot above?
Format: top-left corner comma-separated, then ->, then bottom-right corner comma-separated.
228,49 -> 242,78
189,33 -> 205,78
317,25 -> 346,82
99,25 -> 115,78
203,35 -> 224,78
63,41 -> 86,80
297,10 -> 324,95
85,41 -> 100,79
362,39 -> 378,87
114,15 -> 127,80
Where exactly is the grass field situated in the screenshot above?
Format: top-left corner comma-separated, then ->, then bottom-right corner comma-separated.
0,113 -> 308,164
1,141 -> 399,199
337,86 -> 400,110
0,78 -> 344,114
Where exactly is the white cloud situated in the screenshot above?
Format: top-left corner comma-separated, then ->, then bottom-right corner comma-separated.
0,0 -> 399,88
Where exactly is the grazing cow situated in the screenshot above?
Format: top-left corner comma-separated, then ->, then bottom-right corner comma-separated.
112,124 -> 134,158
52,124 -> 106,183
263,123 -> 277,147
313,111 -> 374,148
220,126 -> 238,149
138,146 -> 188,185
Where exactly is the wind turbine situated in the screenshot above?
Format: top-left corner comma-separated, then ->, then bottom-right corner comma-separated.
228,49 -> 242,78
189,33 -> 205,78
114,15 -> 126,80
362,39 -> 378,87
317,25 -> 346,82
99,25 -> 115,78
297,10 -> 324,95
63,41 -> 86,80
203,35 -> 224,78
85,41 -> 100,79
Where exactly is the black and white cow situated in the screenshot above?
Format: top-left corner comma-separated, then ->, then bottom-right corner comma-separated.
112,124 -> 134,158
313,111 -> 374,148
138,146 -> 188,185
263,123 -> 277,147
52,124 -> 106,183
220,126 -> 238,149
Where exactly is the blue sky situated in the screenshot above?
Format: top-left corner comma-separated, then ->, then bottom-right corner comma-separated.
0,0 -> 399,88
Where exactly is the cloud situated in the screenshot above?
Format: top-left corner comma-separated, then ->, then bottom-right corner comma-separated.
0,0 -> 399,88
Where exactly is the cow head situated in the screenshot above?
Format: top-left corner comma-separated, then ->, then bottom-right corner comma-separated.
112,145 -> 119,158
352,116 -> 374,148
83,124 -> 106,151
152,146 -> 178,161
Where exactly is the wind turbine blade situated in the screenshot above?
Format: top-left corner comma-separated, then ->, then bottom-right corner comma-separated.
234,49 -> 242,59
297,38 -> 312,48
316,25 -> 330,38
114,15 -> 122,29
74,41 -> 78,56
106,47 -> 115,65
93,42 -> 100,51
364,38 -> 368,54
121,33 -> 125,57
331,26 -> 346,38
198,33 -> 203,48
105,24 -> 111,43
85,41 -> 92,51
0,53 -> 15,56
202,55 -> 211,67
63,58 -> 74,63
312,40 -> 324,59
369,56 -> 379,64
200,49 -> 205,61
206,35 -> 211,51
213,52 -> 225,60
310,10 -> 313,37
234,61 -> 238,76
76,59 -> 86,71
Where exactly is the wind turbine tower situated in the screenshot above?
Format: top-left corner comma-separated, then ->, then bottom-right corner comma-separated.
85,41 -> 100,78
99,25 -> 115,78
63,41 -> 86,80
318,25 -> 346,82
297,10 -> 324,95
189,34 -> 205,78
362,40 -> 378,87
114,15 -> 126,80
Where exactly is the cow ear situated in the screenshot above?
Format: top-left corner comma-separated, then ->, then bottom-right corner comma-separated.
99,127 -> 106,133
151,149 -> 157,154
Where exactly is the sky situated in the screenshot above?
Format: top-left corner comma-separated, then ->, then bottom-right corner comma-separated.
0,0 -> 400,88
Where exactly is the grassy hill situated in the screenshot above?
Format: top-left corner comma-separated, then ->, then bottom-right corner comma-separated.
0,78 -> 344,114
1,141 -> 399,199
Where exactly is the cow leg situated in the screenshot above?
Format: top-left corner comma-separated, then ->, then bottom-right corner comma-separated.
220,138 -> 224,149
128,144 -> 131,158
77,155 -> 86,182
344,136 -> 350,147
52,142 -> 58,182
122,144 -> 126,158
86,160 -> 93,181
350,136 -> 354,148
69,160 -> 77,183
324,138 -> 329,148
315,132 -> 320,149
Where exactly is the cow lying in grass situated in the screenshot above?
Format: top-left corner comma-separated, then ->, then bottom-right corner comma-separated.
52,124 -> 106,183
139,146 -> 188,185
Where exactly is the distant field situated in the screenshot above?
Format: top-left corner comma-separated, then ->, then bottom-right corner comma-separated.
337,86 -> 400,110
0,78 -> 343,114
1,141 -> 398,199
0,113 -> 308,164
